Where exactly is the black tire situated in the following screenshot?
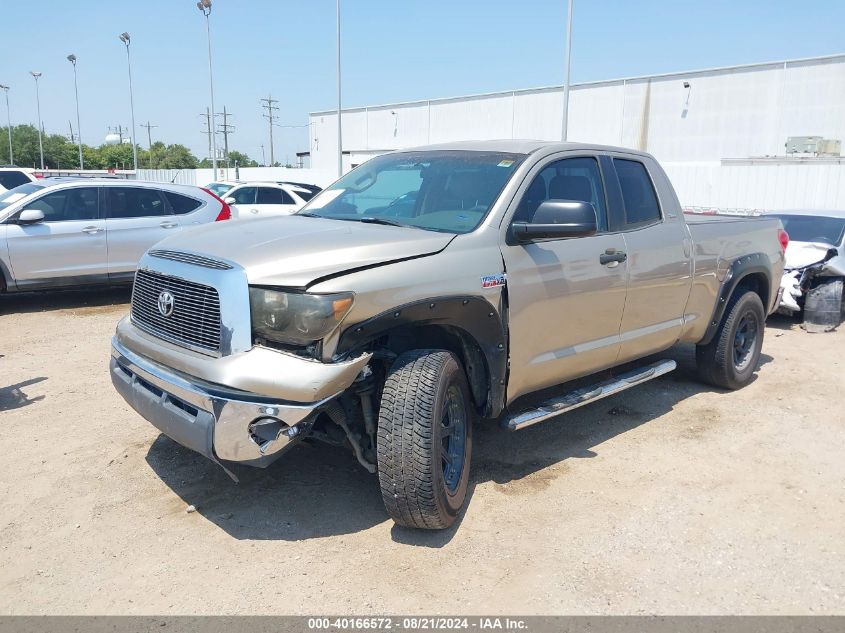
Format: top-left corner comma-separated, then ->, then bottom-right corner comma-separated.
696,290 -> 765,390
377,349 -> 473,530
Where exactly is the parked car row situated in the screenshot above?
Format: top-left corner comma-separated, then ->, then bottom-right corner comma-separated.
0,176 -> 321,292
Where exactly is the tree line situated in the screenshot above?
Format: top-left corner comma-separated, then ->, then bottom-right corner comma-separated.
0,124 -> 259,170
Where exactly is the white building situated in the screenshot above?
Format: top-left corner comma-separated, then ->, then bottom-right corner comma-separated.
308,53 -> 845,211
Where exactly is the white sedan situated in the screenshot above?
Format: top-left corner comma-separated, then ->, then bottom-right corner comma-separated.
222,182 -> 315,219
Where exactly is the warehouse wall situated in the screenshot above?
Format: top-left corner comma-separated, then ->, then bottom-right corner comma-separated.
309,54 -> 845,210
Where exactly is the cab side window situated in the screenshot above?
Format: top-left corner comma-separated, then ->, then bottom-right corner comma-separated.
26,187 -> 99,222
614,159 -> 662,227
514,157 -> 608,231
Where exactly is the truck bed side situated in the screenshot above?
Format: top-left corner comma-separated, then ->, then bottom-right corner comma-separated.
681,214 -> 785,344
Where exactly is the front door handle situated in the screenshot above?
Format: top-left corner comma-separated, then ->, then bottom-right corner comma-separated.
82,226 -> 104,234
249,208 -> 260,215
599,249 -> 627,265
159,221 -> 178,229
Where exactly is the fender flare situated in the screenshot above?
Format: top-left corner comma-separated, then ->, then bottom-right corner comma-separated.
699,252 -> 772,346
336,296 -> 508,417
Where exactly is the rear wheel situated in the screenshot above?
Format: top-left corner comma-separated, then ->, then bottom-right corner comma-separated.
377,349 -> 473,530
696,290 -> 765,390
802,277 -> 844,333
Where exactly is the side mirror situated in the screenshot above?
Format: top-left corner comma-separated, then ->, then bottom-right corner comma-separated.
223,197 -> 237,206
17,209 -> 45,225
512,200 -> 597,242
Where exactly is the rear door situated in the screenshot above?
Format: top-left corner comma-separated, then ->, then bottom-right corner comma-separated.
252,186 -> 299,217
4,186 -> 107,286
610,156 -> 692,363
104,186 -> 182,279
501,154 -> 629,401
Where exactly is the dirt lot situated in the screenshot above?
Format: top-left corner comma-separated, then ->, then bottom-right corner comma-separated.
0,288 -> 843,615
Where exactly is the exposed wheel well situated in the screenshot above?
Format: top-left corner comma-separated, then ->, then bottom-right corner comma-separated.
377,324 -> 492,415
734,271 -> 770,311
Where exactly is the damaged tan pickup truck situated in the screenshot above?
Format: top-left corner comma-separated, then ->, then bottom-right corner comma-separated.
110,141 -> 786,529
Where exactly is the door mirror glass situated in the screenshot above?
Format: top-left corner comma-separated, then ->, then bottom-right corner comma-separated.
223,196 -> 237,206
512,200 -> 597,242
17,209 -> 45,225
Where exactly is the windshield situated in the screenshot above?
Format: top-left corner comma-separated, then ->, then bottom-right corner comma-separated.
0,182 -> 45,214
206,182 -> 235,196
772,214 -> 845,245
299,150 -> 525,234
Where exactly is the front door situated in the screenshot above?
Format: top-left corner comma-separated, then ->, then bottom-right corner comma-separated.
5,186 -> 107,287
104,186 -> 182,279
502,155 -> 629,402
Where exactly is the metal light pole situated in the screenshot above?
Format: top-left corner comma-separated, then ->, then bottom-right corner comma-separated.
197,0 -> 218,174
118,33 -> 138,171
67,54 -> 84,169
561,0 -> 574,141
336,0 -> 343,177
30,72 -> 44,169
0,84 -> 11,165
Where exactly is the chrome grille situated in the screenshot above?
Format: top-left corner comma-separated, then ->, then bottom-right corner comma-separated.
148,249 -> 233,270
131,270 -> 222,354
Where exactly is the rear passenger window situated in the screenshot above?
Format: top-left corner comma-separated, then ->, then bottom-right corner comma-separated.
514,156 -> 608,231
107,187 -> 167,219
256,187 -> 283,204
280,190 -> 295,204
165,191 -> 202,214
614,159 -> 661,226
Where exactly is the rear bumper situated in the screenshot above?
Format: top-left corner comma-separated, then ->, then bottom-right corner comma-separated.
111,337 -> 349,466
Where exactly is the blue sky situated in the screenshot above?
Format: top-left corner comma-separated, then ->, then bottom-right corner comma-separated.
3,0 -> 845,164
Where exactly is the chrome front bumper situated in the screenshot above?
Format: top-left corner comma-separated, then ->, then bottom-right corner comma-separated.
111,335 -> 369,467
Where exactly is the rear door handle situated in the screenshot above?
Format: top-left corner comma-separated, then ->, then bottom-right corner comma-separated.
159,221 -> 178,229
600,250 -> 627,265
82,226 -> 104,234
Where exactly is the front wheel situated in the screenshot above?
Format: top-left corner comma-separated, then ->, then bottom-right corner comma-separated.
377,349 -> 473,530
696,290 -> 766,390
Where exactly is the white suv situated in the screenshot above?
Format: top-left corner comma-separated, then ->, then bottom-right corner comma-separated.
222,182 -> 315,219
0,168 -> 38,193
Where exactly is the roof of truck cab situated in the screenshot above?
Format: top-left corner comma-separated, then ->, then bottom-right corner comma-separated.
399,139 -> 653,156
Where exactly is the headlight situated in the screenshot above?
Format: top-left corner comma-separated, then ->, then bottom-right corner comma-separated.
249,287 -> 354,346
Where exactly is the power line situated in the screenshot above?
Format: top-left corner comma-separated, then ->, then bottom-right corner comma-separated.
140,121 -> 158,169
260,95 -> 279,166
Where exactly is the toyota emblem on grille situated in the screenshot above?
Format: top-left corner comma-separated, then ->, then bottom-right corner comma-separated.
157,290 -> 175,317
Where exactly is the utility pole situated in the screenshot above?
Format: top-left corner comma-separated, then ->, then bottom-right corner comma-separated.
200,108 -> 214,165
260,144 -> 266,167
68,120 -> 75,144
260,95 -> 278,166
217,105 -> 235,177
141,121 -> 158,169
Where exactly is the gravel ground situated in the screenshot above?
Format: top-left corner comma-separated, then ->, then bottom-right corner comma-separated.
0,287 -> 843,615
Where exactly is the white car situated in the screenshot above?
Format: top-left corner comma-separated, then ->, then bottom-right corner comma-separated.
0,167 -> 38,193
222,182 -> 315,219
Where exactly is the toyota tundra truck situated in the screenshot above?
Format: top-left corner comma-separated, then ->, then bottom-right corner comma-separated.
110,141 -> 787,529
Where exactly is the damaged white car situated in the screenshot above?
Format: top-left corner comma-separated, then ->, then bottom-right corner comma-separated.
766,209 -> 845,331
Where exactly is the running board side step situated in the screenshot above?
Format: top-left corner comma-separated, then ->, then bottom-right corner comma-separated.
502,360 -> 677,431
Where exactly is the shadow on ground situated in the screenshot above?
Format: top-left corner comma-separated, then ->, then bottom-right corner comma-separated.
146,341 -> 776,546
0,376 -> 47,411
0,286 -> 131,315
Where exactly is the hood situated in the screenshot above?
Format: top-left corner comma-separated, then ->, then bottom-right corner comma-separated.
155,215 -> 455,288
784,240 -> 837,270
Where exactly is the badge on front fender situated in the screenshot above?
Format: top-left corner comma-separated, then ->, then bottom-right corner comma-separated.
481,274 -> 507,289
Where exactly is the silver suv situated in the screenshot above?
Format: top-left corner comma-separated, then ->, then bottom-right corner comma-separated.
0,178 -> 230,292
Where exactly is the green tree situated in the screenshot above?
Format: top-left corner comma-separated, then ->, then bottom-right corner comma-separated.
154,144 -> 198,169
227,150 -> 258,167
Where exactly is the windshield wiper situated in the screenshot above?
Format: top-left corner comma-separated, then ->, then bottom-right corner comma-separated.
358,216 -> 407,227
